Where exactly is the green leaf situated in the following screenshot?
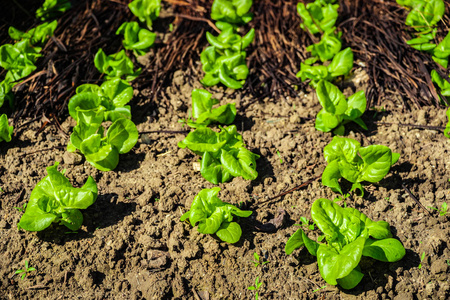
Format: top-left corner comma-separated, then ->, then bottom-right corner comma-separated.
211,0 -> 253,25
362,238 -> 406,262
216,221 -> 243,243
308,31 -> 342,62
317,236 -> 366,285
9,21 -> 58,45
323,136 -> 361,163
358,145 -> 394,182
60,209 -> 83,231
100,79 -> 133,108
128,0 -> 161,29
94,49 -> 141,81
316,80 -> 348,115
68,92 -> 101,122
116,21 -> 156,56
303,230 -> 320,256
106,118 -> 138,154
327,47 -> 353,77
344,90 -> 366,120
0,114 -> 14,142
36,0 -> 71,21
336,266 -> 364,289
322,160 -> 343,194
285,228 -> 305,255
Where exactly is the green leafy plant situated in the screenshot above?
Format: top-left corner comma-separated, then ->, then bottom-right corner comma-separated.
285,198 -> 406,289
201,24 -> 255,89
252,252 -> 269,267
299,216 -> 315,230
180,187 -> 252,243
431,70 -> 450,104
36,0 -> 71,21
307,31 -> 342,62
178,125 -> 260,184
15,261 -> 36,280
9,21 -> 57,46
429,202 -> 448,216
297,47 -> 354,86
116,21 -> 156,56
297,0 -> 339,35
322,136 -> 400,195
211,0 -> 253,25
418,251 -> 426,269
0,114 -> 13,142
94,49 -> 141,81
128,0 -> 161,29
181,89 -> 236,128
247,276 -> 263,299
18,162 -> 98,231
397,0 -> 444,31
431,31 -> 450,68
314,79 -> 367,135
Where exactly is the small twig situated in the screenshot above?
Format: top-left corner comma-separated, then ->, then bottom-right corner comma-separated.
260,176 -> 321,205
27,284 -> 48,290
192,288 -> 202,300
374,121 -> 445,131
139,130 -> 189,135
402,183 -> 432,217
19,146 -> 66,158
175,13 -> 220,34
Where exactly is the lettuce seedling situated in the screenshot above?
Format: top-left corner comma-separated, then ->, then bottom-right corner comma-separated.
0,81 -> 14,109
297,0 -> 339,35
201,25 -> 254,89
314,79 -> 366,135
430,70 -> 450,104
211,0 -> 253,25
128,0 -> 161,29
285,198 -> 406,289
116,22 -> 156,56
183,89 -> 236,128
180,187 -> 252,243
69,78 -> 133,122
18,162 -> 98,232
36,0 -> 71,21
306,31 -> 342,62
0,39 -> 41,83
8,21 -> 58,45
178,125 -> 259,184
297,47 -> 353,86
322,136 -> 400,195
432,31 -> 450,68
397,0 -> 445,31
0,114 -> 13,142
94,49 -> 141,81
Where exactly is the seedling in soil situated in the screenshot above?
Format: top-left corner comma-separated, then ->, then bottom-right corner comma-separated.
252,252 -> 269,268
418,252 -> 426,269
276,150 -> 283,164
446,259 -> 449,266
15,261 -> 36,280
312,285 -> 326,293
14,203 -> 27,212
299,217 -> 315,230
286,198 -> 406,289
428,202 -> 448,216
248,276 -> 263,300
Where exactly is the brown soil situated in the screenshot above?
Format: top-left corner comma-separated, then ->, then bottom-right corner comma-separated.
1,63 -> 450,299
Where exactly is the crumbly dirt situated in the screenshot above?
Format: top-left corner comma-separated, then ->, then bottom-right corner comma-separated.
1,63 -> 449,300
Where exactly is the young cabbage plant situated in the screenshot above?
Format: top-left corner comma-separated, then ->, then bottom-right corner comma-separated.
36,0 -> 71,21
94,49 -> 141,81
9,21 -> 58,45
0,114 -> 13,142
17,162 -> 98,232
182,89 -> 236,128
307,31 -> 342,62
128,0 -> 161,29
180,187 -> 252,243
210,0 -> 254,25
0,39 -> 41,83
297,0 -> 339,35
432,31 -> 450,68
297,47 -> 353,86
178,125 -> 260,184
116,22 -> 156,56
285,198 -> 406,289
314,79 -> 367,135
322,136 -> 400,195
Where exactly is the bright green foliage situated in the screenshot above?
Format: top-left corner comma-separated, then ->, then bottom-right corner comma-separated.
0,114 -> 13,142
15,261 -> 36,280
211,0 -> 253,25
314,79 -> 367,135
18,162 -> 98,232
432,31 -> 450,68
94,49 -> 141,81
307,31 -> 342,62
247,276 -> 263,299
406,29 -> 437,51
297,0 -> 339,35
128,0 -> 161,29
178,125 -> 260,184
444,108 -> 450,138
183,89 -> 236,128
0,40 -> 41,83
297,47 -> 353,86
201,25 -> 254,89
180,187 -> 252,243
397,0 -> 445,31
322,136 -> 400,195
285,198 -> 406,289
69,79 -> 133,122
36,0 -> 71,21
116,22 -> 156,56
9,21 -> 57,45
430,70 -> 450,104
67,80 -> 138,171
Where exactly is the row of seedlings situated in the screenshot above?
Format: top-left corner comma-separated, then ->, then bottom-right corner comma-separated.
179,0 -> 259,244
17,0 -> 161,233
285,0 -> 406,290
0,0 -> 71,142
